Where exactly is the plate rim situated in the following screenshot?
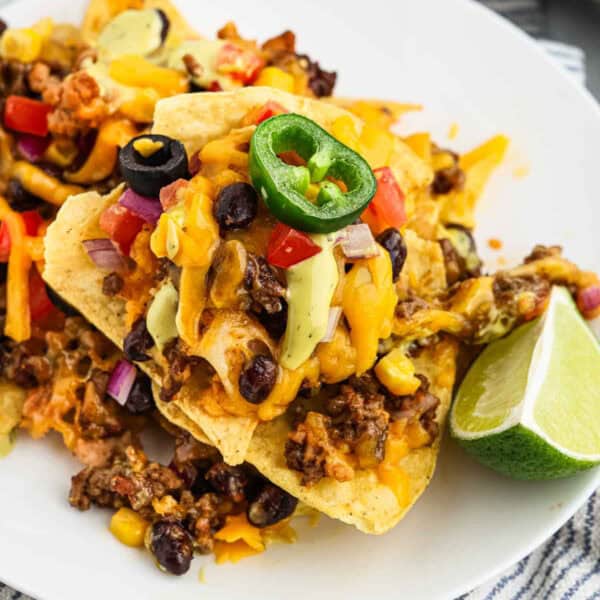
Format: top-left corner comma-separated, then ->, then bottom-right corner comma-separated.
0,0 -> 599,598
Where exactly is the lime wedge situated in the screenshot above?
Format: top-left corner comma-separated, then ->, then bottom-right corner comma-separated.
450,286 -> 600,479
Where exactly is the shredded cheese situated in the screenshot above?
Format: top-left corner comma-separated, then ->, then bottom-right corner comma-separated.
0,197 -> 31,342
342,245 -> 397,374
213,514 -> 265,564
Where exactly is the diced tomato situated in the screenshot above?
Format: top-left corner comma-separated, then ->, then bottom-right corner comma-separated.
159,179 -> 188,210
216,43 -> 265,84
99,204 -> 145,255
29,265 -> 55,322
0,210 -> 43,262
207,81 -> 223,92
4,96 -> 52,137
267,223 -> 322,269
252,101 -> 288,125
361,167 -> 407,235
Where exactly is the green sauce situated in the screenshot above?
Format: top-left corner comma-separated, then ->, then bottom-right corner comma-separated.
281,234 -> 339,370
147,281 -> 179,350
97,9 -> 164,61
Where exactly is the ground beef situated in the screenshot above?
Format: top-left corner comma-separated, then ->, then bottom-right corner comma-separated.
205,462 -> 248,503
70,445 -> 183,514
326,376 -> 389,468
395,294 -> 429,319
492,273 -> 551,319
78,376 -> 127,439
261,30 -> 296,58
439,238 -> 467,286
296,54 -> 337,97
16,317 -> 140,455
385,376 -> 441,440
244,253 -> 286,314
0,60 -> 31,99
186,492 -> 223,554
102,272 -> 124,297
42,70 -> 108,137
159,339 -> 202,402
0,336 -> 52,388
523,244 -> 563,264
285,374 -> 389,484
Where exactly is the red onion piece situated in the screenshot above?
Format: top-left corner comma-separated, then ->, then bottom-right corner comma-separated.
82,238 -> 130,271
119,188 -> 163,225
321,306 -> 343,342
577,285 -> 600,317
107,359 -> 137,406
340,223 -> 379,259
17,133 -> 50,162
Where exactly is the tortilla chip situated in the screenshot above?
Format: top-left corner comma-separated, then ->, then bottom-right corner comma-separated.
152,87 -> 364,158
245,340 -> 457,534
45,88 -> 455,533
43,188 -> 258,463
81,0 -> 199,45
152,383 -> 211,445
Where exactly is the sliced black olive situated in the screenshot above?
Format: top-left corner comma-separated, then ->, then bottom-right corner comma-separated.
119,134 -> 189,198
156,9 -> 170,43
44,284 -> 80,317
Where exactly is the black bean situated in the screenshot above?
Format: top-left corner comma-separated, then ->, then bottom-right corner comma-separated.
205,462 -> 248,503
150,520 -> 193,575
256,303 -> 287,340
239,355 -> 277,404
6,179 -> 43,212
124,373 -> 155,414
247,483 -> 298,527
376,228 -> 407,281
123,318 -> 154,362
213,183 -> 258,231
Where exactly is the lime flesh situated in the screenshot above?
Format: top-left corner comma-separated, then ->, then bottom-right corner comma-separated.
451,286 -> 600,479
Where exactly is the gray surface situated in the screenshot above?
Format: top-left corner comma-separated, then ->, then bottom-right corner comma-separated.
547,0 -> 600,99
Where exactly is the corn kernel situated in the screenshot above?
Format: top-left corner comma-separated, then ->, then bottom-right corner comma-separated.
254,67 -> 295,93
374,348 -> 421,396
0,28 -> 43,63
109,507 -> 148,548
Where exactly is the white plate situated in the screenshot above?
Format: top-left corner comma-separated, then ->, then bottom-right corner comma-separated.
1,1 -> 600,599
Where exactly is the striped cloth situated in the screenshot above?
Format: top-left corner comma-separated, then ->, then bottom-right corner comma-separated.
0,1 -> 595,600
